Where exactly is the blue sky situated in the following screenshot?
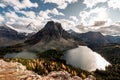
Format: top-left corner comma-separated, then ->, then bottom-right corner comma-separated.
0,0 -> 120,35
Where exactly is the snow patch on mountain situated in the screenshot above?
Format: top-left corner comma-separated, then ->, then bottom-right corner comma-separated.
5,24 -> 34,34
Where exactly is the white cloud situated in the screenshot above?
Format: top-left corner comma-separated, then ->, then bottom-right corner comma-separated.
83,0 -> 107,8
0,0 -> 38,10
0,15 -> 4,25
79,7 -> 111,26
20,11 -> 36,19
89,7 -> 109,25
3,11 -> 38,27
76,21 -> 120,36
79,11 -> 89,25
44,0 -> 77,9
2,8 -> 63,30
97,24 -> 120,36
39,8 -> 64,19
93,21 -> 106,26
69,16 -> 78,22
5,12 -> 19,19
0,3 -> 6,8
58,3 -> 68,9
39,10 -> 51,19
0,5 -> 64,30
51,8 -> 65,16
0,16 -> 4,22
108,0 -> 120,9
59,19 -> 80,32
83,0 -> 120,10
3,13 -> 80,33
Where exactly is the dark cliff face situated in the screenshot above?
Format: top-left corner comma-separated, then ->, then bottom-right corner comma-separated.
24,21 -> 73,45
24,21 -> 85,51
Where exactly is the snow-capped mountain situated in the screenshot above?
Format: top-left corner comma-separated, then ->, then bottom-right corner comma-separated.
26,22 -> 38,32
5,24 -> 34,34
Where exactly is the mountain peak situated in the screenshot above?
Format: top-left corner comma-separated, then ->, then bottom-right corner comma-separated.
24,21 -> 83,51
26,22 -> 37,31
86,31 -> 103,37
43,21 -> 57,30
40,21 -> 69,39
25,21 -> 72,44
43,21 -> 62,32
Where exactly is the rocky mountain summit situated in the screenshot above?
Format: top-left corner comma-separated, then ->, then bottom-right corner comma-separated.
0,59 -> 96,80
24,21 -> 85,51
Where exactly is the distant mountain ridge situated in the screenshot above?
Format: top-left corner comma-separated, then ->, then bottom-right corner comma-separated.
0,25 -> 28,46
0,25 -> 27,39
0,24 -> 32,47
69,30 -> 120,48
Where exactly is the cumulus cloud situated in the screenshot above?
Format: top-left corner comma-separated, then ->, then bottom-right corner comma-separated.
59,19 -> 80,32
1,8 -> 65,32
108,0 -> 120,9
79,7 -> 111,26
39,8 -> 64,19
115,21 -> 120,26
76,20 -> 120,36
2,11 -> 41,29
83,0 -> 107,8
0,0 -> 38,10
44,0 -> 77,9
0,15 -> 4,21
50,8 -> 65,16
0,15 -> 4,25
93,21 -> 106,26
88,7 -> 108,21
69,16 -> 78,22
20,11 -> 36,19
39,10 -> 51,19
60,19 -> 76,29
79,11 -> 89,25
83,0 -> 120,10
97,24 -> 120,36
0,3 -> 6,8
5,12 -> 18,19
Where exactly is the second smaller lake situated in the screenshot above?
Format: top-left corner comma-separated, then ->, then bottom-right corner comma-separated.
4,51 -> 38,59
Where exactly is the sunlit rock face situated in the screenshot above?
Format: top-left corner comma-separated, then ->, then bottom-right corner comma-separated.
0,59 -> 96,80
42,71 -> 96,80
0,59 -> 41,80
63,46 -> 110,71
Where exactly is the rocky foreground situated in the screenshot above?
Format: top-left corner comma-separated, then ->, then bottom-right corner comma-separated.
0,59 -> 96,80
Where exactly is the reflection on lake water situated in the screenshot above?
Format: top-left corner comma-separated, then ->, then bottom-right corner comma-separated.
63,46 -> 111,71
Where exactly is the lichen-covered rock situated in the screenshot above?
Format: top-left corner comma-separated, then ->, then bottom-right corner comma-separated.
0,59 -> 96,80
